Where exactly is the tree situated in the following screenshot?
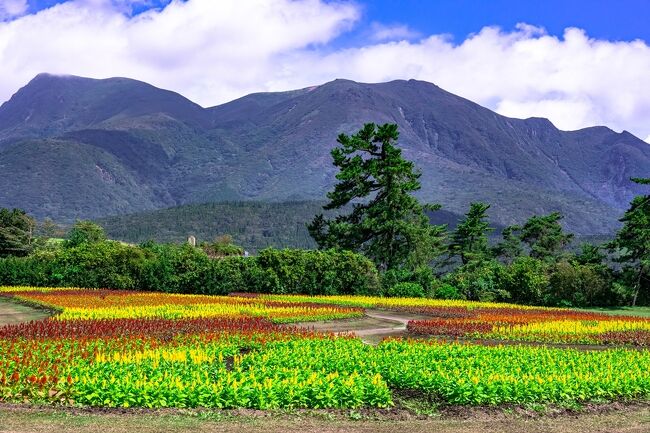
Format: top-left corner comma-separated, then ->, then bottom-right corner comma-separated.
201,235 -> 245,258
0,208 -> 35,257
520,212 -> 573,261
66,220 -> 107,247
609,177 -> 650,306
493,225 -> 523,264
448,202 -> 493,265
37,218 -> 66,240
309,123 -> 446,271
574,243 -> 606,266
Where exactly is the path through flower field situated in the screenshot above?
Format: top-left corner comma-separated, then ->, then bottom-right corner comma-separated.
3,287 -> 650,412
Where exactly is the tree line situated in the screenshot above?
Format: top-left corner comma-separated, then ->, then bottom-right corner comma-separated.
308,123 -> 649,307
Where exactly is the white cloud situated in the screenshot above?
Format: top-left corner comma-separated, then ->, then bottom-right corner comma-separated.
645,135 -> 650,143
0,0 -> 27,20
285,24 -> 650,139
0,2 -> 649,141
0,0 -> 359,104
369,22 -> 420,41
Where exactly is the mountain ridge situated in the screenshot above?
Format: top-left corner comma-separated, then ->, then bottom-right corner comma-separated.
0,73 -> 647,234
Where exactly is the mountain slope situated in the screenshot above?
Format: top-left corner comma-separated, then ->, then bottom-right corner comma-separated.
0,74 -> 648,234
98,201 -> 466,252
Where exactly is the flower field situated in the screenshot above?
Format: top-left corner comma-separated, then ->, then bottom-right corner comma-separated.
254,294 -> 650,346
2,287 -> 650,409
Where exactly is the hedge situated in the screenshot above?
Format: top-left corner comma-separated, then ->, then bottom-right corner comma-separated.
0,242 -> 381,296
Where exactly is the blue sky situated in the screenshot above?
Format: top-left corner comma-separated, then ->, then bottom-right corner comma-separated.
21,0 -> 650,44
357,0 -> 650,42
0,0 -> 649,141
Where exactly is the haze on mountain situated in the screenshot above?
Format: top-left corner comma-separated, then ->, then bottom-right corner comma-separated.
0,73 -> 648,235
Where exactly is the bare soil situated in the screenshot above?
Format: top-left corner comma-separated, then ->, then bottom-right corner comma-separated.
0,298 -> 50,326
293,309 -> 429,343
0,403 -> 649,433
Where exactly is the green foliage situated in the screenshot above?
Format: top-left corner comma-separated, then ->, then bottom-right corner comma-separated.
65,220 -> 107,247
448,202 -> 494,265
53,241 -> 147,289
432,283 -> 464,300
444,260 -> 510,302
254,248 -> 380,296
380,266 -> 437,296
201,235 -> 245,258
574,242 -> 607,266
493,225 -> 523,264
385,282 -> 425,298
0,208 -> 35,257
499,256 -> 550,305
138,243 -> 211,294
309,123 -> 446,271
609,177 -> 650,306
35,218 -> 66,240
0,255 -> 54,286
0,240 -> 379,297
547,260 -> 621,307
98,200 -> 461,253
520,212 -> 574,261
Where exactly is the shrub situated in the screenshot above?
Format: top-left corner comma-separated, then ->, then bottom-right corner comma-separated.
444,260 -> 510,302
432,283 -> 464,300
385,282 -> 425,298
139,243 -> 210,293
53,241 -> 147,289
65,221 -> 107,247
500,256 -> 549,305
547,261 -> 619,307
380,266 -> 437,295
254,248 -> 380,295
0,256 -> 54,286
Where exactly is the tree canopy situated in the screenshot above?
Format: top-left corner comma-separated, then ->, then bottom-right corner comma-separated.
0,208 -> 35,257
448,202 -> 493,265
309,123 -> 446,271
520,212 -> 574,261
609,177 -> 650,305
66,220 -> 107,247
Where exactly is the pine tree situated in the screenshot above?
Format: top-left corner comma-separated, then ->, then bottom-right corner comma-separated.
0,208 -> 35,257
609,178 -> 650,306
448,202 -> 494,265
493,225 -> 523,264
520,212 -> 573,261
309,123 -> 446,271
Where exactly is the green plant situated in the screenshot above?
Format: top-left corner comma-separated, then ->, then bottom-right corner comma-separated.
386,282 -> 425,298
432,283 -> 464,300
445,260 -> 510,302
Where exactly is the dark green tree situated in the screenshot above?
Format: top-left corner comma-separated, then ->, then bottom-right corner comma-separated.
0,208 -> 35,257
520,212 -> 573,261
66,220 -> 107,247
609,177 -> 650,306
37,218 -> 66,240
574,243 -> 606,266
448,202 -> 493,265
309,123 -> 446,271
493,225 -> 523,264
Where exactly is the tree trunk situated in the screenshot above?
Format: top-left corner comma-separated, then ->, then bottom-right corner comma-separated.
632,268 -> 643,307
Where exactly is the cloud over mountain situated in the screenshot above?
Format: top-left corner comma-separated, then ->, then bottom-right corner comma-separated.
0,0 -> 649,139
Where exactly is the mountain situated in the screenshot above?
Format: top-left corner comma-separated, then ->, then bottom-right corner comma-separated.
0,73 -> 648,234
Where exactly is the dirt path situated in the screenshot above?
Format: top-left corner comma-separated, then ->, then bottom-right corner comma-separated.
1,405 -> 649,433
0,298 -> 49,326
294,309 -> 428,344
